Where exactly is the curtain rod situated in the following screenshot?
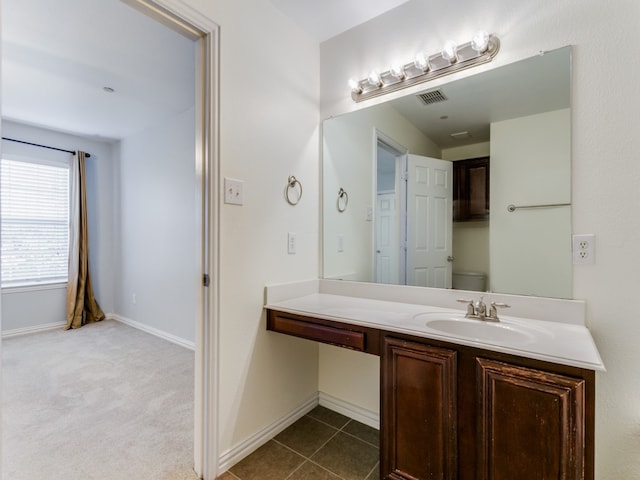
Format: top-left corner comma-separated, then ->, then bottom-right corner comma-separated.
1,137 -> 91,158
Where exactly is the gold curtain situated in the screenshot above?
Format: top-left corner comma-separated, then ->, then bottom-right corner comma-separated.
66,151 -> 105,329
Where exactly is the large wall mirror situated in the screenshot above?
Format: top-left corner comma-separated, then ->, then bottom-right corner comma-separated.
322,46 -> 572,299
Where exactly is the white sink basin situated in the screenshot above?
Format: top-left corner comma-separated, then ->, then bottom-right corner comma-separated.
414,312 -> 546,345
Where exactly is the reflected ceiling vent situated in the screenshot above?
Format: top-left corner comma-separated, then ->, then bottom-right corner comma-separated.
417,89 -> 448,105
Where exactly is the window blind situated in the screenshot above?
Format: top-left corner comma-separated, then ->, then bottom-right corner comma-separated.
1,157 -> 70,288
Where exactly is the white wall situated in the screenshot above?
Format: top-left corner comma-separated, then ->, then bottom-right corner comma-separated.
320,1 -> 640,477
180,0 -> 322,457
490,109 -> 572,298
114,107 -> 197,343
1,120 -> 115,332
323,102 -> 440,281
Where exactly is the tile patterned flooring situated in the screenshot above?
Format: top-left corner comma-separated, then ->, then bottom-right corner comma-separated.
217,406 -> 379,480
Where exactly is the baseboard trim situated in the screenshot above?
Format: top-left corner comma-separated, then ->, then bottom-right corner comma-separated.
217,391 -> 380,474
109,314 -> 195,351
1,321 -> 66,339
217,393 -> 319,473
318,392 -> 380,430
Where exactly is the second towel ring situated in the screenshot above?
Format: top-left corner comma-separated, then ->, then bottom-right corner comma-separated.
285,175 -> 302,205
337,187 -> 348,212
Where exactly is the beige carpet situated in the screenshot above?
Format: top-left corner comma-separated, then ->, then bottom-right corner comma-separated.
2,319 -> 199,479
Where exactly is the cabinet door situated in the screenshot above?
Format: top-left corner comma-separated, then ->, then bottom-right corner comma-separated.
381,337 -> 458,480
453,157 -> 489,222
476,358 -> 585,480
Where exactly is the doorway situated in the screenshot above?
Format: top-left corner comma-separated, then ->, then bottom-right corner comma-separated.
374,134 -> 407,284
0,0 -> 219,478
374,132 -> 454,288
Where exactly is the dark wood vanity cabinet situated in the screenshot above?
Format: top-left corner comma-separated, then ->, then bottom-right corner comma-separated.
381,335 -> 594,480
266,309 -> 381,355
381,337 -> 458,480
265,309 -> 594,480
476,358 -> 587,480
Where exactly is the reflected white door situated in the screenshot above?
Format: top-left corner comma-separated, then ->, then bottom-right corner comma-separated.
375,193 -> 397,284
406,154 -> 453,287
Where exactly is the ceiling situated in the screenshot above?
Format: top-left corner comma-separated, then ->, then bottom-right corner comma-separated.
1,0 -> 195,141
1,0 -> 411,141
269,0 -> 411,42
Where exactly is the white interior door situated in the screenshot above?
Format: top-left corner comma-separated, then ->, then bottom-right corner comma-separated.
375,193 -> 397,284
405,154 -> 453,288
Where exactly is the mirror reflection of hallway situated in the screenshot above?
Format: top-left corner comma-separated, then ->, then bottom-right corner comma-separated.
375,135 -> 453,287
375,136 -> 406,284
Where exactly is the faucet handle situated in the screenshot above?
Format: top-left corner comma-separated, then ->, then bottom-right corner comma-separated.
490,301 -> 510,309
488,301 -> 511,321
456,298 -> 476,317
456,298 -> 474,304
456,298 -> 475,316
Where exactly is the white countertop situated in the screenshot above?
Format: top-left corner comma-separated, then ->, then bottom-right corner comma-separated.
265,280 -> 605,372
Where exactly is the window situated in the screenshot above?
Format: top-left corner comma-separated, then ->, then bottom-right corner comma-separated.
1,156 -> 70,288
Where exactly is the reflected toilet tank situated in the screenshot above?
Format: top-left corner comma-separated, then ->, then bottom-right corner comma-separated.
452,271 -> 487,292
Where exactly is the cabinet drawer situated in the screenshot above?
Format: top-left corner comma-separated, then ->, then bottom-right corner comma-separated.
267,310 -> 373,353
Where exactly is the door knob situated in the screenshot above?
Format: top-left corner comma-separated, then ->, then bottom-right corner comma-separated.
447,256 -> 454,262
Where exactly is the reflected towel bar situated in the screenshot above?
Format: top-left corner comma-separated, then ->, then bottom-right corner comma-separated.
507,203 -> 571,212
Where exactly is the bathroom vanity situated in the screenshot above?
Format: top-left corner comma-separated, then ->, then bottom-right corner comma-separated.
265,280 -> 603,480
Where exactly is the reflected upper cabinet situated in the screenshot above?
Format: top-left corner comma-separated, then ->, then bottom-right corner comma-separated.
453,156 -> 489,222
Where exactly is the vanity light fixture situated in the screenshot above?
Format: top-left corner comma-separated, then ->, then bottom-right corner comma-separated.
390,63 -> 406,80
414,51 -> 430,72
471,30 -> 490,53
349,31 -> 500,102
367,70 -> 383,87
441,40 -> 458,63
348,78 -> 363,94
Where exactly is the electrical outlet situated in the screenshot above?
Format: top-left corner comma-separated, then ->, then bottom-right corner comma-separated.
224,177 -> 244,205
572,234 -> 595,265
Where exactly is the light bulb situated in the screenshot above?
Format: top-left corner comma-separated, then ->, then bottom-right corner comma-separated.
442,41 -> 458,62
414,51 -> 429,71
348,78 -> 362,93
471,30 -> 490,53
368,70 -> 382,87
390,64 -> 405,79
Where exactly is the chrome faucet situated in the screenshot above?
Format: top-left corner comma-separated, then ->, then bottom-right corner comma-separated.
457,296 -> 510,322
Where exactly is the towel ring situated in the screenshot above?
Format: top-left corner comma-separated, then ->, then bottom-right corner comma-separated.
285,175 -> 302,205
337,187 -> 348,212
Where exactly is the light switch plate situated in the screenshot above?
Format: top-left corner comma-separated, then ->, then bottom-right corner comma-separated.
287,232 -> 296,254
224,177 -> 244,205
